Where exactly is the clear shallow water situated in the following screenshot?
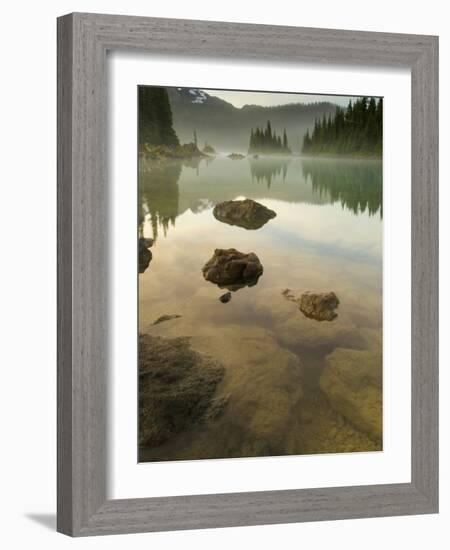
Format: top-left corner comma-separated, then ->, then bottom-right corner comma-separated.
138,155 -> 383,461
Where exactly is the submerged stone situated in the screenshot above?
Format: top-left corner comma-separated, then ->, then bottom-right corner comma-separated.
202,248 -> 263,291
139,334 -> 227,448
227,153 -> 246,160
213,199 -> 277,230
319,335 -> 382,442
152,314 -> 182,325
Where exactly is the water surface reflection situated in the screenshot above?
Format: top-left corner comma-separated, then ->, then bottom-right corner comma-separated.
138,155 -> 383,461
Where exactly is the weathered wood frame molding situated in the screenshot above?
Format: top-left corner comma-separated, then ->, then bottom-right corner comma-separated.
57,13 -> 438,536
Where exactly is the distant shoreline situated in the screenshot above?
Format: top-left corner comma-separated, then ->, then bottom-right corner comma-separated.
139,150 -> 382,162
298,153 -> 382,161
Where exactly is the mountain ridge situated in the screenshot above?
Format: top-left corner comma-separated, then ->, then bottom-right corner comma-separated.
167,88 -> 340,153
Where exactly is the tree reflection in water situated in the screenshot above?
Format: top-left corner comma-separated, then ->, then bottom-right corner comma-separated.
139,161 -> 182,241
249,157 -> 290,188
302,158 -> 382,217
138,156 -> 383,243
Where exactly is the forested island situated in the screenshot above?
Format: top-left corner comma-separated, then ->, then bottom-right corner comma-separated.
248,122 -> 291,155
302,97 -> 382,157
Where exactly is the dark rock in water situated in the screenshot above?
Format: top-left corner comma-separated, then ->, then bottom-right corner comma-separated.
202,248 -> 263,291
219,292 -> 232,303
227,152 -> 245,160
213,199 -> 276,230
139,334 -> 227,448
299,291 -> 339,321
139,238 -> 153,273
141,237 -> 154,248
152,314 -> 182,325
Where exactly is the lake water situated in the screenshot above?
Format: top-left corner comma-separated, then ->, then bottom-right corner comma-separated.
138,155 -> 383,461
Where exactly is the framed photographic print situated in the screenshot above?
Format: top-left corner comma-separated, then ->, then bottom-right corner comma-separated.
57,13 -> 439,536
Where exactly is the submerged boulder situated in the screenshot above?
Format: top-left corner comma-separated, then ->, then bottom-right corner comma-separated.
299,291 -> 339,321
202,248 -> 263,291
139,237 -> 153,273
213,199 -> 276,230
319,335 -> 382,442
139,334 -> 227,448
227,153 -> 245,160
146,322 -> 305,459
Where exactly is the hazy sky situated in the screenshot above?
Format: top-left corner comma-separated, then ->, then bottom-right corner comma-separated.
202,89 -> 357,109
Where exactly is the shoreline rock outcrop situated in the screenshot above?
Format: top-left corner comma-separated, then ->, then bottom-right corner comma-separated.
141,142 -> 207,161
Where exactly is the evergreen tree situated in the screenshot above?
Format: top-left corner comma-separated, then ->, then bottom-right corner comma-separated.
138,86 -> 180,148
248,121 -> 291,154
266,121 -> 272,142
302,97 -> 382,157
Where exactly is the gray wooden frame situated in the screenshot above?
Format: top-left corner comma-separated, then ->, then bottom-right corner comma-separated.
57,12 -> 439,537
